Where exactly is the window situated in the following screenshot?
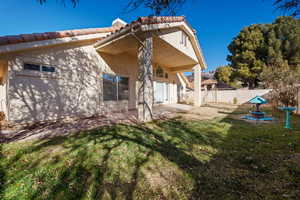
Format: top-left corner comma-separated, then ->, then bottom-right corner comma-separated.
23,63 -> 56,73
165,73 -> 168,79
103,74 -> 118,101
42,66 -> 55,73
103,73 -> 129,101
181,31 -> 188,47
156,66 -> 164,78
24,63 -> 40,71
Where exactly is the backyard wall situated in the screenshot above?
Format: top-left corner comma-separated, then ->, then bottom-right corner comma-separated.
185,89 -> 271,105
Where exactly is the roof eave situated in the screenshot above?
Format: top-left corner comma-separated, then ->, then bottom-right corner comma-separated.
0,33 -> 107,55
94,20 -> 207,70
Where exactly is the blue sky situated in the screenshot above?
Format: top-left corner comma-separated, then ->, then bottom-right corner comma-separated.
0,0 -> 283,71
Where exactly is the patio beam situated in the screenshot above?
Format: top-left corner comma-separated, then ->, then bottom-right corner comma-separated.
168,64 -> 194,73
194,64 -> 202,107
137,33 -> 154,122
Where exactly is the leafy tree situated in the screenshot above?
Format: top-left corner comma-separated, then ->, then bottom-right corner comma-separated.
227,16 -> 300,88
227,24 -> 267,88
214,66 -> 232,84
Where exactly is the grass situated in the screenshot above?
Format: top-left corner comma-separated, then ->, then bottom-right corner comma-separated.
1,106 -> 300,199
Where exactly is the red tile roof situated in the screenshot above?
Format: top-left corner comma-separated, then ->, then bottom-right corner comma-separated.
0,26 -> 121,46
0,16 -> 187,47
138,16 -> 185,24
103,16 -> 188,39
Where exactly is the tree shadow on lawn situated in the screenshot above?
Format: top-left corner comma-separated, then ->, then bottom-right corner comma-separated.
0,144 -> 5,199
2,118 -> 223,200
190,107 -> 300,199
2,108 -> 300,199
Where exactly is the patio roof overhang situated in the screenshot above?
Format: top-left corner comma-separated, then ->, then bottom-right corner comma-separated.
94,18 -> 207,72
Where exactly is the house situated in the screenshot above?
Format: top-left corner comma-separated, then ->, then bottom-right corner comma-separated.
187,71 -> 236,91
0,16 -> 206,123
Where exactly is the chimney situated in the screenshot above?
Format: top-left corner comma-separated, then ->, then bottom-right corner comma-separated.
112,18 -> 127,27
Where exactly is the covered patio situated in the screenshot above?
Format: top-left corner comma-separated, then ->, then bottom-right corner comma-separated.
94,18 -> 206,121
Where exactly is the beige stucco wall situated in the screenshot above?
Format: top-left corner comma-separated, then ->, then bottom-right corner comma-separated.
4,42 -> 181,123
158,28 -> 198,62
100,52 -> 138,111
184,89 -> 271,105
153,65 -> 179,104
7,44 -> 104,123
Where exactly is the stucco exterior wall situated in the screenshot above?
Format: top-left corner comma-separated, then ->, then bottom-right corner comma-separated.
202,89 -> 271,104
7,44 -> 104,123
184,89 -> 271,105
158,28 -> 198,62
5,43 -> 181,123
100,53 -> 138,111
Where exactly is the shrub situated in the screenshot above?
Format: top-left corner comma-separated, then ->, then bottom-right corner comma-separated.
0,111 -> 5,121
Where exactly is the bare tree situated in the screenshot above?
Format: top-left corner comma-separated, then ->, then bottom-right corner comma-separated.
134,0 -> 300,16
37,0 -> 300,16
37,0 -> 187,15
124,0 -> 187,15
274,0 -> 300,16
261,63 -> 300,108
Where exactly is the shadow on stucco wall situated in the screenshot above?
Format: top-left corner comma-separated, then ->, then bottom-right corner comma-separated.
8,43 -> 103,123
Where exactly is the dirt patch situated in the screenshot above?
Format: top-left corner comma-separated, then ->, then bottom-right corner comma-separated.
1,103 -> 241,143
0,112 -> 140,143
162,103 -> 239,121
143,165 -> 187,192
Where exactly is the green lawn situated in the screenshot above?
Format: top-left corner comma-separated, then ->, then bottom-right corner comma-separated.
1,108 -> 300,200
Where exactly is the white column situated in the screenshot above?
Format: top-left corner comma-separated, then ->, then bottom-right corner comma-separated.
176,73 -> 186,102
137,33 -> 153,122
194,64 -> 202,107
0,60 -> 8,120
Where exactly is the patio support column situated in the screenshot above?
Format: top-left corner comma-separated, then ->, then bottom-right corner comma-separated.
194,64 -> 202,107
0,60 -> 8,121
137,33 -> 154,122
